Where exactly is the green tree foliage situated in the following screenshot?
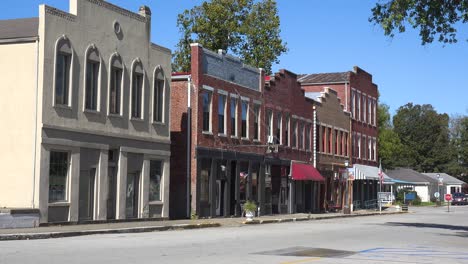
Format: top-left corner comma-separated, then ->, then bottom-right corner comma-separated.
447,115 -> 468,177
369,0 -> 468,45
393,103 -> 451,172
378,103 -> 406,169
173,0 -> 287,74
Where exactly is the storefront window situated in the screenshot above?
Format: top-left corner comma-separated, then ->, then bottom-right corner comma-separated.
49,151 -> 69,202
149,160 -> 163,201
200,159 -> 211,203
239,161 -> 249,202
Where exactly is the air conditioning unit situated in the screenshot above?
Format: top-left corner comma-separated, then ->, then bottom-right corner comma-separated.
267,135 -> 274,144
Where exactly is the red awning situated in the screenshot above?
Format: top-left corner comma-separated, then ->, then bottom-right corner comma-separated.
291,162 -> 325,181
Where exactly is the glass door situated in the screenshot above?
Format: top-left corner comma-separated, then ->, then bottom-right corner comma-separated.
126,172 -> 140,218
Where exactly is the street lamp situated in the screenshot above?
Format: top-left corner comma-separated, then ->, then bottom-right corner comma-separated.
343,160 -> 351,214
436,173 -> 443,206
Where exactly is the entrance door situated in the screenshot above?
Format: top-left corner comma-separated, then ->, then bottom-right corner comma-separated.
304,182 -> 312,212
79,169 -> 96,221
126,172 -> 140,218
107,167 -> 117,219
216,180 -> 222,216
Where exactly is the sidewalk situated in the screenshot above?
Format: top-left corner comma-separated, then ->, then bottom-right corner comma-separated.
0,210 -> 406,241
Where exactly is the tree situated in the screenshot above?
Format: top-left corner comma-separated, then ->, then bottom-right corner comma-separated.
392,103 -> 451,172
173,0 -> 287,74
377,103 -> 407,169
447,115 -> 468,177
369,0 -> 468,45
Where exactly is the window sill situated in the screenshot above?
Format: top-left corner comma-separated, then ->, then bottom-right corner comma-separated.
230,136 -> 238,139
48,202 -> 70,207
202,131 -> 213,135
108,113 -> 123,118
253,139 -> 261,143
149,201 -> 163,205
54,104 -> 72,110
218,133 -> 227,137
152,121 -> 165,126
130,117 -> 145,122
84,109 -> 100,114
241,137 -> 249,141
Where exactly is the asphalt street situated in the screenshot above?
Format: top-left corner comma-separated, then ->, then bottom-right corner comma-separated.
1,206 -> 467,264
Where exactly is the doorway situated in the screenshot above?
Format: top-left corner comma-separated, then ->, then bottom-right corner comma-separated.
215,180 -> 223,216
79,168 -> 96,221
107,167 -> 117,219
126,172 -> 140,219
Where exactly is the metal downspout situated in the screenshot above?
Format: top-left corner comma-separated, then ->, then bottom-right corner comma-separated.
187,76 -> 192,218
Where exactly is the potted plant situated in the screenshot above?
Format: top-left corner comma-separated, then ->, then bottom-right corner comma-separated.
243,200 -> 257,222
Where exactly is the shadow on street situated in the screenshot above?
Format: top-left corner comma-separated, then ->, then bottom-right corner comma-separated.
386,222 -> 468,232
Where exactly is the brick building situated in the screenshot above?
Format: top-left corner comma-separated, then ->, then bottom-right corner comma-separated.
170,44 -> 324,219
299,67 -> 379,208
305,88 -> 351,212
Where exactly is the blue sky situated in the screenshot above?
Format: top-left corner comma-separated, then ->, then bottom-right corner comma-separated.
2,0 -> 467,117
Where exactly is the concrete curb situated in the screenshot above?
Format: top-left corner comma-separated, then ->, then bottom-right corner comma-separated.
243,211 -> 407,225
0,222 -> 221,241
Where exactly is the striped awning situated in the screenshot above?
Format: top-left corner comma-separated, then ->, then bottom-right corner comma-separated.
352,164 -> 393,183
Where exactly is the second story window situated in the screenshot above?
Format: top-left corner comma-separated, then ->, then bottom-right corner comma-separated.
292,120 -> 297,148
131,61 -> 144,119
285,115 -> 290,147
202,90 -> 212,132
253,104 -> 260,140
266,110 -> 273,142
218,93 -> 226,134
85,46 -> 100,111
241,99 -> 249,138
306,124 -> 311,151
276,113 -> 282,144
154,69 -> 165,123
55,38 -> 72,106
298,123 -> 304,149
109,55 -> 123,115
230,97 -> 237,136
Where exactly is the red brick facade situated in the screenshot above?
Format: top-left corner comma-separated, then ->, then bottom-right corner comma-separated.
300,66 -> 378,167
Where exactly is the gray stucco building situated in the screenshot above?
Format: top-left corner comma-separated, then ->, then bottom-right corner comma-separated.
0,0 -> 171,226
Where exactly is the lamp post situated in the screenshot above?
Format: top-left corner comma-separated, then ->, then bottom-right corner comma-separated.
343,160 -> 351,214
437,173 -> 443,206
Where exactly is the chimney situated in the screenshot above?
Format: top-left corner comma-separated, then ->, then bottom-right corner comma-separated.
139,5 -> 152,18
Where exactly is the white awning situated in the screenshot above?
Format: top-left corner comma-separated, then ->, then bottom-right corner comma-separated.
352,164 -> 393,183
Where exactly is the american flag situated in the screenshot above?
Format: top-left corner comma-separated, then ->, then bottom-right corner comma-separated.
378,162 -> 384,184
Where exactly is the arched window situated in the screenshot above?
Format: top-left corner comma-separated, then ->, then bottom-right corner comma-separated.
131,59 -> 144,119
54,36 -> 72,106
84,44 -> 100,111
109,53 -> 123,115
153,67 -> 165,122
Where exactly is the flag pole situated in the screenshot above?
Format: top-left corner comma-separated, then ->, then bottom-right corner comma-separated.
379,159 -> 382,215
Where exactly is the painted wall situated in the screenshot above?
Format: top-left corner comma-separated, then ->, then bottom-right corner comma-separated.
0,42 -> 37,208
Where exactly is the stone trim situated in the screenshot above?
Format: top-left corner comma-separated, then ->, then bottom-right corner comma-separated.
45,6 -> 77,22
85,0 -> 148,23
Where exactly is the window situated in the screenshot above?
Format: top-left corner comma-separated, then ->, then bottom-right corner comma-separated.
230,97 -> 237,136
306,124 -> 310,151
358,134 -> 362,158
154,69 -> 165,122
344,132 -> 348,157
357,93 -> 361,121
49,151 -> 69,202
368,98 -> 372,125
55,39 -> 72,106
373,99 -> 377,126
109,55 -> 123,115
373,138 -> 377,161
351,91 -> 355,119
149,160 -> 163,201
85,46 -> 100,111
285,115 -> 290,146
266,110 -> 273,142
253,104 -> 260,140
369,137 -> 372,160
328,127 -> 332,154
298,123 -> 303,149
202,90 -> 212,132
292,120 -> 297,148
322,126 -> 327,152
276,113 -> 282,144
241,100 -> 248,138
131,62 -> 144,119
218,94 -> 226,134
363,96 -> 367,123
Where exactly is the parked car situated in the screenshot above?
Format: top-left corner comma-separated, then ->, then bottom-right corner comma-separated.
451,192 -> 467,205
